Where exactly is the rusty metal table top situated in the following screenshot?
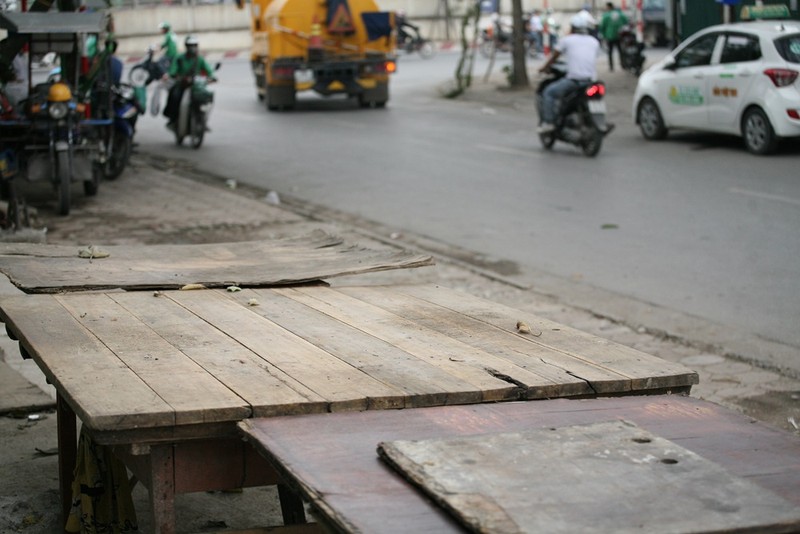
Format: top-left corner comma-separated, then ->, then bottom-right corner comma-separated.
240,396 -> 800,534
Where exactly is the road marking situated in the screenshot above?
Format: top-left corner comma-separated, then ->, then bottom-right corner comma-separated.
477,144 -> 534,157
729,187 -> 800,207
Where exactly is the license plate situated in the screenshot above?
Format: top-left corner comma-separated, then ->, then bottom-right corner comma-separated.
294,69 -> 314,84
588,100 -> 606,114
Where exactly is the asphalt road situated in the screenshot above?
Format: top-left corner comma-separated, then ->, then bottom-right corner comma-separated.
130,49 -> 800,372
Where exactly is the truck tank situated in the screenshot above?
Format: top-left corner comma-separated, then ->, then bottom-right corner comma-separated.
244,0 -> 397,110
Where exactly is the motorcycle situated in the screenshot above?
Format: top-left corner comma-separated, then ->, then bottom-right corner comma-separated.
173,65 -> 219,149
397,32 -> 435,59
619,25 -> 645,76
25,81 -> 106,215
103,83 -> 142,180
536,63 -> 613,157
0,10 -> 110,216
128,45 -> 170,116
479,24 -> 539,59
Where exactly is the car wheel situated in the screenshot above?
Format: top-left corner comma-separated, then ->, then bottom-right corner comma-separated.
637,97 -> 667,140
742,107 -> 777,155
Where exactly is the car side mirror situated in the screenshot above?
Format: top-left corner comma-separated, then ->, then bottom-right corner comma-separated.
663,56 -> 677,70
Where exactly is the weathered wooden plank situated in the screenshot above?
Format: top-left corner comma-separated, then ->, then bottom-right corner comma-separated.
377,421 -> 800,534
338,286 -> 624,397
276,286 -> 535,403
54,293 -> 251,426
106,291 -> 329,418
239,397 -> 800,534
226,289 -> 484,408
0,233 -> 434,293
168,289 -> 407,412
396,285 -> 698,391
0,294 -> 174,431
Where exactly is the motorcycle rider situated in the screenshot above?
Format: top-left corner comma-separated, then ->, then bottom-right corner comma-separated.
537,14 -> 599,134
163,36 -> 217,131
396,10 -> 420,49
158,21 -> 179,70
575,4 -> 598,38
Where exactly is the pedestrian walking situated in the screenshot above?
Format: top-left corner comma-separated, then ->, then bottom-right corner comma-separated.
598,2 -> 628,71
529,9 -> 544,56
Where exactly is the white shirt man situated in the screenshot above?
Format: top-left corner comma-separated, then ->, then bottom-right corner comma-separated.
537,16 -> 600,132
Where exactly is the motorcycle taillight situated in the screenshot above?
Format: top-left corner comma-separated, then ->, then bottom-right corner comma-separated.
586,83 -> 605,98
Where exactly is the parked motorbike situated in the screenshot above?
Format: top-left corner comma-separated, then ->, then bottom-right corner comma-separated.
173,65 -> 219,149
536,63 -> 613,157
103,83 -> 142,180
128,45 -> 170,115
619,25 -> 645,76
25,81 -> 105,215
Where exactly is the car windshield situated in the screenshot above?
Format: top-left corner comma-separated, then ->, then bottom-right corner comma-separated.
774,34 -> 800,63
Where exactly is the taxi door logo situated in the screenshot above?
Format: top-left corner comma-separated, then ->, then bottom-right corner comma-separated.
712,86 -> 738,98
327,0 -> 355,34
669,85 -> 703,106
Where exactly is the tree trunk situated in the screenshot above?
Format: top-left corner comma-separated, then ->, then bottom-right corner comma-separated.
510,0 -> 529,87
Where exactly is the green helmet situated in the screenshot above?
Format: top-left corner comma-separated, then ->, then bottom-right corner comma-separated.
159,21 -> 171,31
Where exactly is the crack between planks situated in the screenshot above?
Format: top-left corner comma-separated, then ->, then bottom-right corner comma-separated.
485,368 -> 527,400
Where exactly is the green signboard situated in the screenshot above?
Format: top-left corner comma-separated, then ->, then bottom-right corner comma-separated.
740,4 -> 791,19
676,0 -> 799,43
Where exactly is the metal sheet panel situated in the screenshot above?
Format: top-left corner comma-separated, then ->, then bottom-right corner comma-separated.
0,12 -> 106,35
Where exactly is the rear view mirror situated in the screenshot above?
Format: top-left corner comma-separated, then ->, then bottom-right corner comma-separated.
663,56 -> 677,70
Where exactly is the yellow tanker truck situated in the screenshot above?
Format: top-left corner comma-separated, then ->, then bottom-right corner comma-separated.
236,0 -> 397,110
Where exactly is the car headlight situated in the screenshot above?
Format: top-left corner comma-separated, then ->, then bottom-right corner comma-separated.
48,102 -> 68,120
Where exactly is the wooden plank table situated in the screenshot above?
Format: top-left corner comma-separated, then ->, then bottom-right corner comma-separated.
239,396 -> 800,534
0,232 -> 434,292
0,284 -> 698,533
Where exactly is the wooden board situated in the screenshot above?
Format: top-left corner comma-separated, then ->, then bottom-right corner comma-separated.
0,285 -> 698,437
0,231 -> 434,293
238,396 -> 800,534
377,421 -> 800,534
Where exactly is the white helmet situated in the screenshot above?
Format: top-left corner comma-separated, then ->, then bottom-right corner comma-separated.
571,14 -> 588,30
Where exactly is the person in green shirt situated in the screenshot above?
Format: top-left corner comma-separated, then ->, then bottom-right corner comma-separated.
598,2 -> 628,71
163,36 -> 217,129
158,21 -> 179,70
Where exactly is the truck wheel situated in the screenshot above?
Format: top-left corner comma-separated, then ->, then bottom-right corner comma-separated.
358,83 -> 389,109
266,85 -> 295,111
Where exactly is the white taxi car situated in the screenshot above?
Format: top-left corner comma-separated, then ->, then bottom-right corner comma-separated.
632,19 -> 800,154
